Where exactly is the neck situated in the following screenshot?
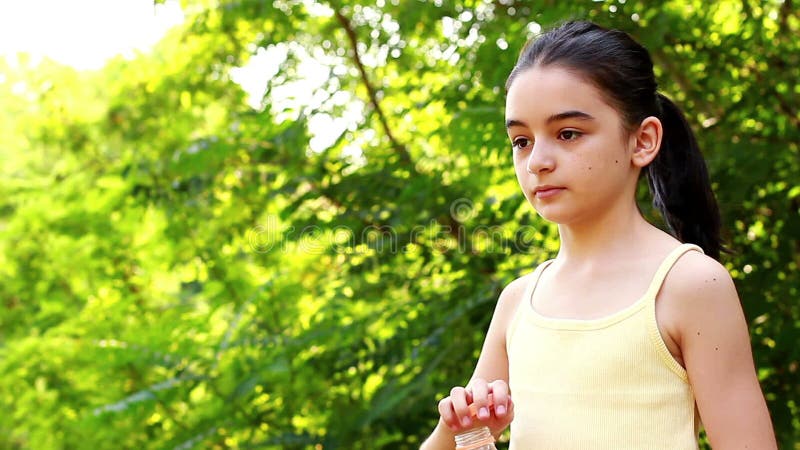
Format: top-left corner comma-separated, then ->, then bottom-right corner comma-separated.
555,199 -> 656,267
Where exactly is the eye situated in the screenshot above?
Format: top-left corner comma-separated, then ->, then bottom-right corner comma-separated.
512,137 -> 533,151
558,129 -> 582,141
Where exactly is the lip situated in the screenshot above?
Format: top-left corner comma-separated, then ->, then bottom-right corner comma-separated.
534,185 -> 565,199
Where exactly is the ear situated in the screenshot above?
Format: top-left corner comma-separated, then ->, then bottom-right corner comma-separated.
630,116 -> 662,168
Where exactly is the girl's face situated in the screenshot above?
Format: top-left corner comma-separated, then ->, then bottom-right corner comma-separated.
505,65 -> 639,225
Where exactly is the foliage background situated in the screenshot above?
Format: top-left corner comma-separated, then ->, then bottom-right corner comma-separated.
0,0 -> 798,448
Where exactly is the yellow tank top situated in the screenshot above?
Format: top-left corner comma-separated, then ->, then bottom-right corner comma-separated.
505,243 -> 703,449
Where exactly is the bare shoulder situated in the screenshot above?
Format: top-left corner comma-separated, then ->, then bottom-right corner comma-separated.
499,272 -> 534,308
491,269 -> 538,331
661,249 -> 743,336
664,250 -> 738,301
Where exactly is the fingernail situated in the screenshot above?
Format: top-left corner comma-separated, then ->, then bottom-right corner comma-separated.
496,405 -> 506,415
461,416 -> 472,427
479,407 -> 489,419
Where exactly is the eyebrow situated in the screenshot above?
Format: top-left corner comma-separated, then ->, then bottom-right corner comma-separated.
505,110 -> 596,129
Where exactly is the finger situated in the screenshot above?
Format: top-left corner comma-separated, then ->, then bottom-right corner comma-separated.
468,379 -> 490,420
438,397 -> 460,432
488,380 -> 510,417
449,386 -> 472,428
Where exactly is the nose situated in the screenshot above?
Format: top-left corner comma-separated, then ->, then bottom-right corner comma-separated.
526,141 -> 555,174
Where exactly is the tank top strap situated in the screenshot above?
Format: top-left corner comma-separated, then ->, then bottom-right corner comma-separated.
526,259 -> 554,297
642,243 -> 705,302
506,259 -> 555,348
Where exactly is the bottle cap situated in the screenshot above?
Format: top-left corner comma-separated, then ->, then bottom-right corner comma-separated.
467,392 -> 494,418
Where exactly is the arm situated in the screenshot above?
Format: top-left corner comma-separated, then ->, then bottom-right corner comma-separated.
420,275 -> 530,450
670,253 -> 777,449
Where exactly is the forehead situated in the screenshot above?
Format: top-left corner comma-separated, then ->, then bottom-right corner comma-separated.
505,66 -> 616,123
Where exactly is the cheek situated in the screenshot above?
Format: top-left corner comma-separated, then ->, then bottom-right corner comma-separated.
566,150 -> 601,174
512,156 -> 535,199
512,153 -> 526,176
576,136 -> 627,174
513,167 -> 527,191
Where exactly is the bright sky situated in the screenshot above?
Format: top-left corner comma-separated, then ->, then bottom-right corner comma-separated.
0,0 -> 184,70
0,0 -> 358,155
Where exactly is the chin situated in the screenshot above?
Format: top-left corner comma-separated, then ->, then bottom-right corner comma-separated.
531,206 -> 557,223
531,205 -> 575,225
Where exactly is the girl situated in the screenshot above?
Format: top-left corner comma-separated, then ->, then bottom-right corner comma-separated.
421,21 -> 777,449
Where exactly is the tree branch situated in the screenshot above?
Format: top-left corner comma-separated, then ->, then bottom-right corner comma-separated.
334,9 -> 413,166
777,0 -> 795,36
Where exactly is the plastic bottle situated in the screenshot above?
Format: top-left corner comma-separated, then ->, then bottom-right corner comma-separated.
454,425 -> 497,450
454,394 -> 497,450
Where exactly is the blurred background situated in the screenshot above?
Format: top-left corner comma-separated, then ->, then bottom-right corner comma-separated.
0,0 -> 797,448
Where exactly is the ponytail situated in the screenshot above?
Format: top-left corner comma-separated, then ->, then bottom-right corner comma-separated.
647,93 -> 724,260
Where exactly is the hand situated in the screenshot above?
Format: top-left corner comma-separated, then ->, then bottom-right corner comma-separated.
437,378 -> 514,438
